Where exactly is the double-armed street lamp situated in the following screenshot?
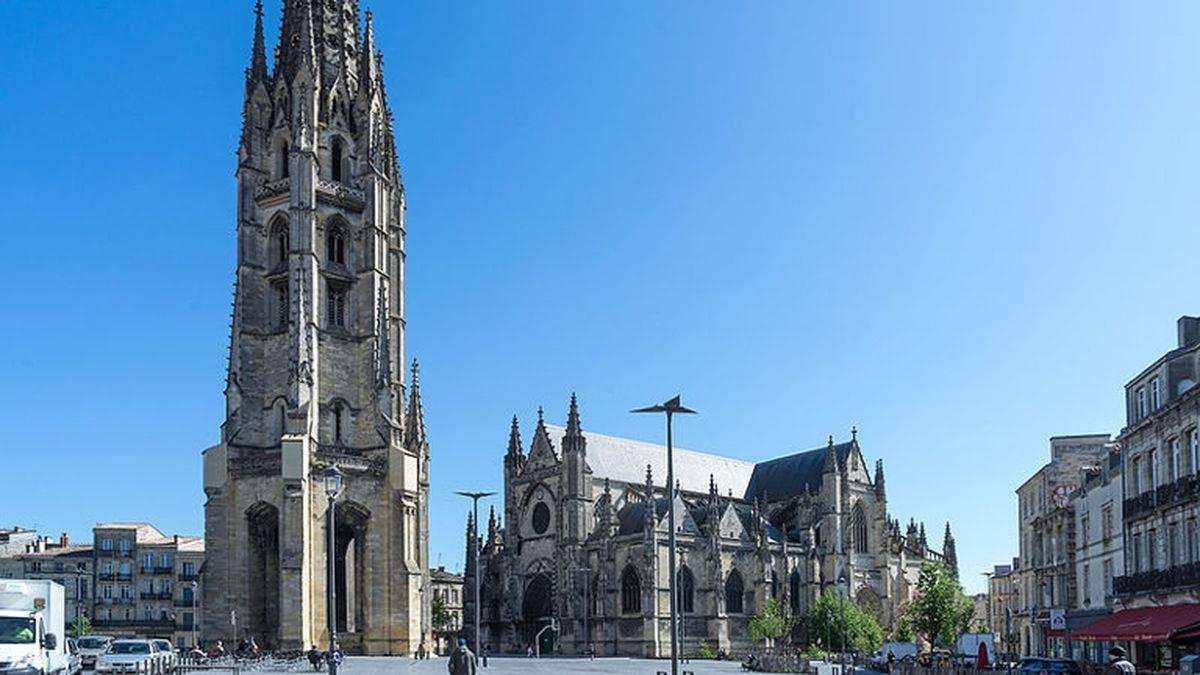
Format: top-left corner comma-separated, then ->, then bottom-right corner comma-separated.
456,491 -> 496,659
632,395 -> 697,675
324,465 -> 344,675
837,572 -> 851,675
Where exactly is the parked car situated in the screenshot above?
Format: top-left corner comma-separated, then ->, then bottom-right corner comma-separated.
77,635 -> 114,670
66,638 -> 83,675
150,640 -> 176,674
95,640 -> 157,674
1016,657 -> 1083,675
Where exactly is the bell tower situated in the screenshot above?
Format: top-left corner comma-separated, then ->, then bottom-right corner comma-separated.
202,0 -> 429,655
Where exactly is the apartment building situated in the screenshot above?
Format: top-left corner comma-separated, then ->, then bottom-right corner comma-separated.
1068,449 -> 1124,662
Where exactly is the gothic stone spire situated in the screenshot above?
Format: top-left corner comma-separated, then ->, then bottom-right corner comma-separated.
404,359 -> 426,447
943,522 -> 959,578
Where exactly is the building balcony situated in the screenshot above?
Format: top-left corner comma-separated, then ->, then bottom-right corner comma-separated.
1114,561 -> 1200,595
174,599 -> 198,608
97,572 -> 133,581
94,619 -> 175,629
1126,476 -> 1200,521
140,591 -> 173,600
178,572 -> 199,582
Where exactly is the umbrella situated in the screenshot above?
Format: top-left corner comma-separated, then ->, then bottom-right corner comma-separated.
977,641 -> 990,670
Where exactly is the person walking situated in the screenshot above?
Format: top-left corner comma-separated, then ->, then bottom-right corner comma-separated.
448,638 -> 477,675
1106,647 -> 1135,675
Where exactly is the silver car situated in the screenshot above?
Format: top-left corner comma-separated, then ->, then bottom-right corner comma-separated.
95,640 -> 157,674
77,635 -> 114,670
150,640 -> 176,675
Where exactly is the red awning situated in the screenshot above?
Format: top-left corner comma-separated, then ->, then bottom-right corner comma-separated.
1072,605 -> 1200,642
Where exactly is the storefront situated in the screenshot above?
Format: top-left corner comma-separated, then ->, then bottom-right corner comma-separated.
1072,604 -> 1200,672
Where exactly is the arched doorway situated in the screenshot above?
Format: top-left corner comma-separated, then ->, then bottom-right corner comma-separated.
522,573 -> 555,653
334,501 -> 370,639
245,502 -> 280,646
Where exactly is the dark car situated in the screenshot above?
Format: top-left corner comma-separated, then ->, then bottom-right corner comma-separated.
1017,657 -> 1083,675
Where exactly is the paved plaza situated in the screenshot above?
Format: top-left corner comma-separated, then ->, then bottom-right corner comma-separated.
266,656 -> 750,675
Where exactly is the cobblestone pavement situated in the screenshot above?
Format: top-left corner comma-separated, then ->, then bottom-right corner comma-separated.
273,655 -> 749,675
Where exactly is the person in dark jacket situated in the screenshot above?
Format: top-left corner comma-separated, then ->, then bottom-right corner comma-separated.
1106,647 -> 1135,675
448,638 -> 477,675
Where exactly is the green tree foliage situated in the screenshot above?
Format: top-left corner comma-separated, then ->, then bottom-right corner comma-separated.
696,640 -> 716,660
749,598 -> 795,648
431,597 -> 451,632
805,591 -> 883,654
903,562 -> 975,649
70,615 -> 92,637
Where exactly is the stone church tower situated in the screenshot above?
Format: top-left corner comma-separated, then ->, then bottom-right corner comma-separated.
202,0 -> 429,655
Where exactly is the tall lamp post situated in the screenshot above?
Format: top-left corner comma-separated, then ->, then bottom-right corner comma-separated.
632,395 -> 697,675
324,465 -> 344,675
837,572 -> 850,675
189,581 -> 199,648
455,491 -> 496,659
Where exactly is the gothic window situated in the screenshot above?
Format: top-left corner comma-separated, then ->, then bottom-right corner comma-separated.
332,402 -> 345,444
590,575 -> 599,616
531,502 -> 551,535
274,282 -> 288,328
327,286 -> 346,328
678,566 -> 695,614
620,565 -> 641,614
852,503 -> 869,554
770,570 -> 779,599
331,137 -> 344,182
725,569 -> 744,614
269,219 -> 289,268
789,569 -> 802,612
277,138 -> 289,179
327,226 -> 346,265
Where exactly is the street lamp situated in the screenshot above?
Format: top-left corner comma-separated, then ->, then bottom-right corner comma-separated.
189,581 -> 199,648
455,491 -> 496,659
837,572 -> 850,675
324,465 -> 343,675
632,395 -> 696,675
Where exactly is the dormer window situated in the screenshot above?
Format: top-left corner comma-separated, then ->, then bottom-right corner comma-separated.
1136,387 -> 1147,420
1152,377 -> 1161,411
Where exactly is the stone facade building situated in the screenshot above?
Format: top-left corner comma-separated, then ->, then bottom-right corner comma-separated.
1014,435 -> 1113,658
1067,448 -> 1123,662
201,0 -> 429,655
1115,316 -> 1200,606
92,524 -> 204,646
465,397 -> 949,656
987,562 -> 1019,658
0,534 -> 91,626
430,567 -> 464,655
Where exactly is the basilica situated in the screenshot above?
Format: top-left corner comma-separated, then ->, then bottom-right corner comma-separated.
464,396 -> 956,656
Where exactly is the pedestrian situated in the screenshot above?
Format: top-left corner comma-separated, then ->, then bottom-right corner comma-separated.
482,644 -> 489,668
448,637 -> 477,675
526,644 -> 534,658
1106,647 -> 1135,675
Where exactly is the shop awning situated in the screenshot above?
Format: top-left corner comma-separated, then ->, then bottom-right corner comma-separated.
1072,605 -> 1200,642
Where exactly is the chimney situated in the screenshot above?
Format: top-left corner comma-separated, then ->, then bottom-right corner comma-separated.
173,535 -> 180,545
59,532 -> 68,548
1178,316 -> 1200,349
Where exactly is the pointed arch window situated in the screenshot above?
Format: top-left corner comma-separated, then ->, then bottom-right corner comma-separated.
621,565 -> 641,614
269,220 -> 289,269
726,569 -> 744,614
273,281 -> 288,329
327,285 -> 346,328
770,570 -> 780,599
678,566 -> 695,614
327,226 -> 346,265
852,503 -> 869,554
331,137 -> 344,182
277,138 -> 289,179
332,402 -> 345,444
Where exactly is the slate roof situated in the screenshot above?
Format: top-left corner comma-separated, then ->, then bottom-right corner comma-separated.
540,425 -> 864,503
744,442 -> 854,502
544,425 -> 756,495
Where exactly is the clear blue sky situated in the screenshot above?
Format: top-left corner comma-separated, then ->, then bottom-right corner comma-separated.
3,2 -> 1199,594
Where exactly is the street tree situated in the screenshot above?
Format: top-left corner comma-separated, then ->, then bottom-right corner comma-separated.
749,598 -> 795,649
431,597 -> 451,632
70,615 -> 92,637
903,562 -> 975,649
805,591 -> 883,654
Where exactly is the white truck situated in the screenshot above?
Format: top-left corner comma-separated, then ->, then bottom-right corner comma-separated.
0,580 -> 69,675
